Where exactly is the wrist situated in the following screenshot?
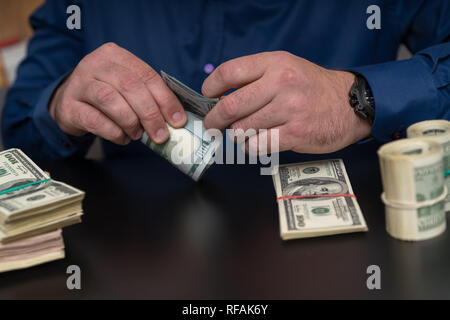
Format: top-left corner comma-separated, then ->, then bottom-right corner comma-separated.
335,70 -> 372,142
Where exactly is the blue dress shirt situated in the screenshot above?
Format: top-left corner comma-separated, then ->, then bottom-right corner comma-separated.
2,0 -> 449,159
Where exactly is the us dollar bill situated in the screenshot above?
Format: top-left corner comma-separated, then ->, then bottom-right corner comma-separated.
142,72 -> 222,181
0,229 -> 65,273
0,149 -> 84,243
161,71 -> 218,118
272,159 -> 368,240
407,120 -> 450,213
378,138 -> 446,241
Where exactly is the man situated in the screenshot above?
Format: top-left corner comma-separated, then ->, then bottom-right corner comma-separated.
2,0 -> 449,159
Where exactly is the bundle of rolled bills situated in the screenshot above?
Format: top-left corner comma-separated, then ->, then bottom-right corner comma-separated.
272,159 -> 368,240
0,229 -> 64,273
141,71 -> 222,181
378,138 -> 447,241
407,120 -> 450,213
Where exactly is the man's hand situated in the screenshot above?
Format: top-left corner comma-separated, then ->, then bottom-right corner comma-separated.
50,43 -> 186,145
202,51 -> 371,154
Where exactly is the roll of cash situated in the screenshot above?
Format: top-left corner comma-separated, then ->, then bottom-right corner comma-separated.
407,120 -> 450,213
378,138 -> 447,241
141,72 -> 221,181
141,111 -> 221,181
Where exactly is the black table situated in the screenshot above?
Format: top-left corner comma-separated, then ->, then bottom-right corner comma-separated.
1,140 -> 449,299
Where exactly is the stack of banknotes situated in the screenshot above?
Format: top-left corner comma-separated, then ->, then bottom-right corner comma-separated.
272,159 -> 368,240
141,71 -> 221,181
0,148 -> 85,272
378,120 -> 449,241
0,229 -> 64,273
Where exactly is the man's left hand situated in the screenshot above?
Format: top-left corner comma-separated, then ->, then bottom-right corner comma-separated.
202,51 -> 371,154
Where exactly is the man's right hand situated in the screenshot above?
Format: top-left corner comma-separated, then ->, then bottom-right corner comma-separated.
49,42 -> 186,145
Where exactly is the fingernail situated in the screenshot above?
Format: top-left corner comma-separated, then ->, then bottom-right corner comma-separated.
134,128 -> 144,140
156,128 -> 169,142
172,112 -> 184,124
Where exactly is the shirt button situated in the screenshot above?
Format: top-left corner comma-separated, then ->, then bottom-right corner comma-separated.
203,63 -> 215,74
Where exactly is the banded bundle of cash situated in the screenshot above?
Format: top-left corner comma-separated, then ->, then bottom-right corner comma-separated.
0,229 -> 64,273
141,71 -> 222,181
407,120 -> 450,213
0,148 -> 84,272
272,159 -> 368,240
378,138 -> 446,241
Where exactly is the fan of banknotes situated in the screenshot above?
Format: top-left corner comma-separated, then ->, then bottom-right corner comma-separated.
0,148 -> 85,272
141,71 -> 221,181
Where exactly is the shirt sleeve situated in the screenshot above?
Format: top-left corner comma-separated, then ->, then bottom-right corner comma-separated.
1,0 -> 94,159
351,1 -> 450,142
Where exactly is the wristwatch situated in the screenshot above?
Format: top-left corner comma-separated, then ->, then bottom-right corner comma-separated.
349,73 -> 375,125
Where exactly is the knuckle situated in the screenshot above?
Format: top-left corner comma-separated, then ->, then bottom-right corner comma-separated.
216,63 -> 236,83
141,107 -> 162,123
84,110 -> 104,131
157,94 -> 177,112
78,53 -> 96,70
119,73 -> 142,92
110,128 -> 125,142
278,68 -> 299,86
219,96 -> 239,119
95,85 -> 117,104
140,68 -> 159,85
272,50 -> 292,63
100,42 -> 119,53
123,114 -> 140,130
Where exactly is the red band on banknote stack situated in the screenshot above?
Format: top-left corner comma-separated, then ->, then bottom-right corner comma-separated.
276,194 -> 356,203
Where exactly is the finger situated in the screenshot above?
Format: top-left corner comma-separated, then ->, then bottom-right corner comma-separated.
229,97 -> 287,132
71,101 -> 130,145
201,52 -> 270,98
203,78 -> 275,130
82,79 -> 142,140
99,43 -> 186,128
92,61 -> 170,144
243,126 -> 291,155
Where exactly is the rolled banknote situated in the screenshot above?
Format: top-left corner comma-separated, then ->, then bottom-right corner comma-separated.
407,120 -> 450,213
378,138 -> 447,241
272,159 -> 368,240
141,111 -> 222,181
141,72 -> 222,181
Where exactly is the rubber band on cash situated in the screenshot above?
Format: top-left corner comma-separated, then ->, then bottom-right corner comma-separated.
277,193 -> 356,202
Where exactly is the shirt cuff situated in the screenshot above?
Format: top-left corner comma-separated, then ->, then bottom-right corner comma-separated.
349,57 -> 441,142
32,72 -> 95,158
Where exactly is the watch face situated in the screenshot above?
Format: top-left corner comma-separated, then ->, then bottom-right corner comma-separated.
349,75 -> 375,124
363,87 -> 375,108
